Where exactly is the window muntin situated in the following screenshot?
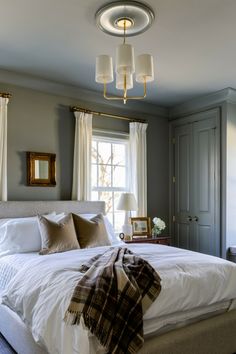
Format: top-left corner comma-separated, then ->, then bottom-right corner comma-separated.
91,135 -> 128,233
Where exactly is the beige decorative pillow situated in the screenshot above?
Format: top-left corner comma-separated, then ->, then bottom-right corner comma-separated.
72,213 -> 111,248
38,213 -> 80,255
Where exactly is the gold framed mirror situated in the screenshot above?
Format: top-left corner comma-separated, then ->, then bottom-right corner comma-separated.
27,152 -> 56,186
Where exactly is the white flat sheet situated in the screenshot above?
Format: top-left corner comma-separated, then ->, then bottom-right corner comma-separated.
2,244 -> 236,354
0,253 -> 37,294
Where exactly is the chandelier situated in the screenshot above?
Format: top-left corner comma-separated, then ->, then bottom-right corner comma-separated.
95,1 -> 155,104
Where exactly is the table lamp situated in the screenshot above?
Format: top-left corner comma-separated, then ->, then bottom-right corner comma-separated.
117,192 -> 137,237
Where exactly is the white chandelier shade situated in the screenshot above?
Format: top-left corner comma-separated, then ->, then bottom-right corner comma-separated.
136,54 -> 154,83
116,73 -> 133,90
95,55 -> 113,83
95,52 -> 154,85
116,44 -> 135,75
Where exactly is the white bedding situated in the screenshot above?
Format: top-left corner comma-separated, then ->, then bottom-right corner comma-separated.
2,244 -> 236,354
0,253 -> 37,295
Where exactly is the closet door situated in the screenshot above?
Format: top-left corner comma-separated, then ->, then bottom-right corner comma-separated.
173,110 -> 220,256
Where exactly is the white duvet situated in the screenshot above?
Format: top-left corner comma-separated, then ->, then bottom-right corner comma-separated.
2,244 -> 236,354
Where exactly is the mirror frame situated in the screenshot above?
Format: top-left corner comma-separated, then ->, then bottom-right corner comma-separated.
27,152 -> 56,187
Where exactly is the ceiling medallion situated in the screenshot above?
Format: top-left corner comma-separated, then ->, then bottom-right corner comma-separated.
95,1 -> 155,104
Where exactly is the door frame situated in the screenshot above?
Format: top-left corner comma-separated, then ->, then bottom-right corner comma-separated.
169,107 -> 221,255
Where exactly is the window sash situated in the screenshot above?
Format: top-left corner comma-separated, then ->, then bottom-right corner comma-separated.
92,136 -> 129,190
91,133 -> 129,231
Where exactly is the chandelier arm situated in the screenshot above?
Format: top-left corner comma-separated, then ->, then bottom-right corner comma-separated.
103,82 -> 126,100
125,79 -> 147,99
103,80 -> 147,104
123,19 -> 126,44
123,74 -> 127,104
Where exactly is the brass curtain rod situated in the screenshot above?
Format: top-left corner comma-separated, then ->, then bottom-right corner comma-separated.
70,106 -> 146,123
0,93 -> 12,98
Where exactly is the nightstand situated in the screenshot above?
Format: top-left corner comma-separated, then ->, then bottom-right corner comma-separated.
124,236 -> 171,245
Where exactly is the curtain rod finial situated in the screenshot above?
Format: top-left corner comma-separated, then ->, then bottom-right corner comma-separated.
0,93 -> 12,99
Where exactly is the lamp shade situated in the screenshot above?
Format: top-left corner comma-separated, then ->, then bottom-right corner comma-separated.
135,54 -> 154,83
116,73 -> 133,90
95,55 -> 114,83
117,193 -> 137,211
116,44 -> 135,75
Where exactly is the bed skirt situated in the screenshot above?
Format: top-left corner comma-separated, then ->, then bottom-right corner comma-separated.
1,303 -> 236,354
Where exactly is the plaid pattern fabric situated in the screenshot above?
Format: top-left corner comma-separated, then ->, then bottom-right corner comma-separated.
64,247 -> 161,354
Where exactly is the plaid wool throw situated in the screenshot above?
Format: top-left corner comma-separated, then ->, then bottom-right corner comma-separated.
64,247 -> 161,354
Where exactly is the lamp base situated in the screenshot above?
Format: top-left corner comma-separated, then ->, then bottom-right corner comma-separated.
122,223 -> 133,240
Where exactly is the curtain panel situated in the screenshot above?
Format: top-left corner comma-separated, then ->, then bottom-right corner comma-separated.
129,122 -> 148,216
72,112 -> 92,200
0,97 -> 9,201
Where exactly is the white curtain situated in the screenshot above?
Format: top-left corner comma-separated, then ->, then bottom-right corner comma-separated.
72,112 -> 92,200
129,122 -> 148,216
0,97 -> 9,201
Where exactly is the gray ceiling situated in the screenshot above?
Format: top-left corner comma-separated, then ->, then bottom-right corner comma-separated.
1,0 -> 236,107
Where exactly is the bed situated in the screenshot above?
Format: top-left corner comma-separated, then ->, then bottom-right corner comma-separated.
0,201 -> 236,354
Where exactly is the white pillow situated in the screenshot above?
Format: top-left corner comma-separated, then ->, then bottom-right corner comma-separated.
0,212 -> 64,256
78,214 -> 123,245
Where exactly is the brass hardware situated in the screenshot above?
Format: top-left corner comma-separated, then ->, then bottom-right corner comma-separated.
103,77 -> 147,104
192,216 -> 199,222
172,176 -> 176,183
116,18 -> 134,29
0,93 -> 12,98
187,216 -> 192,222
70,106 -> 146,123
123,18 -> 127,44
172,215 -> 176,222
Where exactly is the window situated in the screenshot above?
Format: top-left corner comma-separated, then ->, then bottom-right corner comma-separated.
91,133 -> 129,233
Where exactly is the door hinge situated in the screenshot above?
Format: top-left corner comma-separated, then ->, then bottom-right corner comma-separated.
172,176 -> 176,183
172,215 -> 176,222
172,137 -> 175,144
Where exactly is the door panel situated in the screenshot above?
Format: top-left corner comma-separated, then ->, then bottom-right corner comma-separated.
179,134 -> 190,212
198,130 -> 210,212
193,116 -> 220,256
197,225 -> 212,255
177,223 -> 191,250
174,124 -> 193,249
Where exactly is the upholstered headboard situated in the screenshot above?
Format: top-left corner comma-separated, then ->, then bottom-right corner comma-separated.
0,201 -> 105,218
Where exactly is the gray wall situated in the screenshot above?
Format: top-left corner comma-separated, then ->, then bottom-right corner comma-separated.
0,82 -> 169,226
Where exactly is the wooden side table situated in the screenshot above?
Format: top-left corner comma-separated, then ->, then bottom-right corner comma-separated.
124,236 -> 171,246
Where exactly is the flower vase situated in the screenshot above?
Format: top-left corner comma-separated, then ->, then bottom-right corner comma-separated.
152,229 -> 162,238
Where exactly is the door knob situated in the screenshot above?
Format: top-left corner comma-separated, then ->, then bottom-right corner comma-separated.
192,216 -> 199,222
187,216 -> 192,222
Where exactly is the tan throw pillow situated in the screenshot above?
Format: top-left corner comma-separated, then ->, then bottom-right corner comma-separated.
72,213 -> 111,248
38,213 -> 80,255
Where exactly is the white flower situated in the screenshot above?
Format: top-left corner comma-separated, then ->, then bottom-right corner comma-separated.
152,217 -> 166,230
153,217 -> 158,224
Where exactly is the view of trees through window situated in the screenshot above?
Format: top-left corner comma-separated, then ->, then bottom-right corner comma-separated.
91,136 -> 128,232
